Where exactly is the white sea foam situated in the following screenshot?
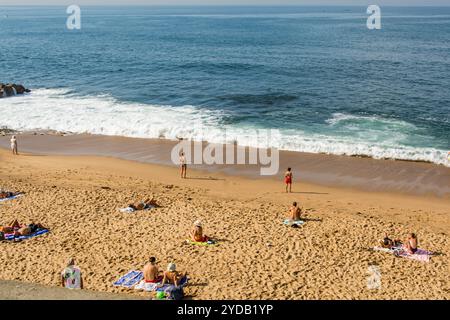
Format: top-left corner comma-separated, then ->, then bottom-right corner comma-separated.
0,89 -> 448,166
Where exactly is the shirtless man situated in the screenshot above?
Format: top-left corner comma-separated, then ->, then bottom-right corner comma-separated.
161,263 -> 187,287
190,220 -> 209,242
143,257 -> 162,283
284,168 -> 293,193
288,202 -> 302,221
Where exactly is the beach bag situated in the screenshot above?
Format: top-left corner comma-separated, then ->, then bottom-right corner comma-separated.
62,266 -> 82,289
164,285 -> 185,300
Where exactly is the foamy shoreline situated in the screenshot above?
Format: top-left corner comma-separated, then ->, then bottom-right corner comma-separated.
1,87 -> 448,167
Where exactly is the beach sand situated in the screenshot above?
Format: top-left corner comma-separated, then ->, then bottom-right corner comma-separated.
0,145 -> 449,300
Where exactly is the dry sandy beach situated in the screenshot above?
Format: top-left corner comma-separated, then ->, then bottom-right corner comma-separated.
0,139 -> 449,300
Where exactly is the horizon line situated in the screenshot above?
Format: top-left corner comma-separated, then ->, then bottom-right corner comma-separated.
2,4 -> 450,7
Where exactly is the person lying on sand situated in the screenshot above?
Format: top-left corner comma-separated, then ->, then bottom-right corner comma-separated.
61,258 -> 83,289
403,233 -> 418,254
0,190 -> 15,199
190,220 -> 209,243
379,234 -> 402,249
288,202 -> 302,221
128,197 -> 158,211
143,256 -> 162,283
161,263 -> 187,287
0,220 -> 46,236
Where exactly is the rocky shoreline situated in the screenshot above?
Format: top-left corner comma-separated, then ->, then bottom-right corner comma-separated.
0,83 -> 30,98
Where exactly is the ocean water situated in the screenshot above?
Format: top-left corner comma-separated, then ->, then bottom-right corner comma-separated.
0,6 -> 449,165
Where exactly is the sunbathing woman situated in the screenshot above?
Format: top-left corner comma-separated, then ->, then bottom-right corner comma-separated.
129,197 -> 158,211
161,263 -> 187,287
403,233 -> 418,254
190,220 -> 209,242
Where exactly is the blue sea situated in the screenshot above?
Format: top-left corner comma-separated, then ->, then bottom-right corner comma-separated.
0,6 -> 449,165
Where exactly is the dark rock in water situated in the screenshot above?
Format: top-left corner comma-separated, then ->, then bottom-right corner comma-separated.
13,84 -> 26,94
0,83 -> 30,98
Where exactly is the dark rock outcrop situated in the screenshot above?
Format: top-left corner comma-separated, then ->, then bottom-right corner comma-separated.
0,83 -> 30,98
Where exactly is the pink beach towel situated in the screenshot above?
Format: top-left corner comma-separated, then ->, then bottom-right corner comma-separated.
373,246 -> 432,263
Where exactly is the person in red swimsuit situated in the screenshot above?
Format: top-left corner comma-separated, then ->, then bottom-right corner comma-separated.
284,167 -> 293,193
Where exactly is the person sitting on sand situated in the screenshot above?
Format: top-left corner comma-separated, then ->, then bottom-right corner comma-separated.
190,220 -> 209,243
143,256 -> 162,283
403,233 -> 418,254
61,258 -> 83,289
288,202 -> 302,221
129,197 -> 158,211
284,168 -> 293,193
161,263 -> 187,287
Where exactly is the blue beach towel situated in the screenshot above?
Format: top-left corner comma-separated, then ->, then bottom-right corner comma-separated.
113,270 -> 144,288
3,229 -> 50,241
135,275 -> 189,292
156,276 -> 188,292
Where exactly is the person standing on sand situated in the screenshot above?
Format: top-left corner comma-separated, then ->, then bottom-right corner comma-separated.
180,152 -> 187,179
10,135 -> 18,155
61,258 -> 83,289
143,257 -> 162,283
284,167 -> 293,193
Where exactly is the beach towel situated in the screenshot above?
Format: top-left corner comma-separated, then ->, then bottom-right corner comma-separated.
3,229 -> 50,241
283,219 -> 305,226
0,194 -> 22,203
373,246 -> 432,262
113,270 -> 144,288
119,205 -> 155,213
134,276 -> 188,292
185,239 -> 218,246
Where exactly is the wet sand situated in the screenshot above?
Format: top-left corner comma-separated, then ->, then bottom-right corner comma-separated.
0,142 -> 449,299
0,133 -> 449,197
0,280 -> 145,300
